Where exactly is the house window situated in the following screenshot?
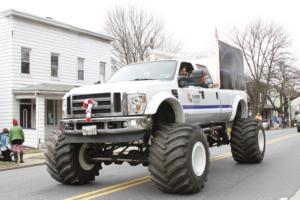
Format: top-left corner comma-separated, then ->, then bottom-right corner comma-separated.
78,58 -> 84,80
46,100 -> 57,125
100,61 -> 106,83
21,47 -> 31,74
51,53 -> 59,77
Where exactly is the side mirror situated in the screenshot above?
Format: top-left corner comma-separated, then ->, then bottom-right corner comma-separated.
295,111 -> 299,115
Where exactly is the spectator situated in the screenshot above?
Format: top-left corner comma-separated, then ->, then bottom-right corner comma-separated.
1,128 -> 12,162
272,115 -> 278,129
282,115 -> 286,128
278,115 -> 282,128
9,119 -> 25,163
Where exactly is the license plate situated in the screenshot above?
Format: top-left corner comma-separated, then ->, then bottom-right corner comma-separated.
82,125 -> 97,136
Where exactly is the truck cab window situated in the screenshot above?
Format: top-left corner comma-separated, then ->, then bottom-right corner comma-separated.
195,64 -> 219,88
191,70 -> 210,88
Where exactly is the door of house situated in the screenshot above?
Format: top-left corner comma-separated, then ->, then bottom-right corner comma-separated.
20,104 -> 31,128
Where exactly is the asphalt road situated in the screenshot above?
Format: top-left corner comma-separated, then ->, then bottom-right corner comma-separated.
1,128 -> 300,200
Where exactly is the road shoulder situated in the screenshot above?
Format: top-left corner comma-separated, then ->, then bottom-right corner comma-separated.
0,152 -> 45,171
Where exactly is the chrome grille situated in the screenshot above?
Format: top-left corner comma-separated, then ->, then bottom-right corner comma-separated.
71,93 -> 123,118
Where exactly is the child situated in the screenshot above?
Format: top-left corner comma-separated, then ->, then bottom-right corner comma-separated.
10,119 -> 25,163
1,128 -> 12,162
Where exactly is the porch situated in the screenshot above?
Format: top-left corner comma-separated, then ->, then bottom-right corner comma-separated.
13,83 -> 75,148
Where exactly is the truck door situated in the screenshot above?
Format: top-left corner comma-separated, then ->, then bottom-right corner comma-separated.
177,62 -> 221,124
218,90 -> 235,121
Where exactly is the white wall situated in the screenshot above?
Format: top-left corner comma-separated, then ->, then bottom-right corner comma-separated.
11,16 -> 112,87
23,129 -> 38,148
0,16 -> 13,130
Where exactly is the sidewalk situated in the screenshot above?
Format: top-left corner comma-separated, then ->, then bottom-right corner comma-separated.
0,151 -> 45,171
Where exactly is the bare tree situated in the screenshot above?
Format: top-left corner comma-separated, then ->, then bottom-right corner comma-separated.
233,20 -> 290,115
267,62 -> 300,120
105,6 -> 181,70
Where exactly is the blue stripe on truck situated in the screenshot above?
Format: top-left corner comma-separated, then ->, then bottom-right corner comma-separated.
182,105 -> 232,109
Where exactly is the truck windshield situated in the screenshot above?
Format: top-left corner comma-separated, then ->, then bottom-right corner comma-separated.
108,60 -> 177,83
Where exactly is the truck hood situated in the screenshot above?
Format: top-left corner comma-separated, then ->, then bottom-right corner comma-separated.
69,80 -> 174,95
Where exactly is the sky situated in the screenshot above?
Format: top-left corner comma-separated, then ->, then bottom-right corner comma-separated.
1,0 -> 300,67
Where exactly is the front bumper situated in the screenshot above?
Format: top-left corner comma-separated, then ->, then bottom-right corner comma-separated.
61,116 -> 151,135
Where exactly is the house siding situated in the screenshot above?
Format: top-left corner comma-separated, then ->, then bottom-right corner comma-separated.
0,16 -> 13,129
11,16 -> 112,121
11,16 -> 112,89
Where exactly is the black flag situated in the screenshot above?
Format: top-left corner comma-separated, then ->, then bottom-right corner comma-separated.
218,40 -> 245,90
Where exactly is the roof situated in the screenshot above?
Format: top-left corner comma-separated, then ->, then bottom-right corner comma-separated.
13,83 -> 76,94
1,9 -> 115,42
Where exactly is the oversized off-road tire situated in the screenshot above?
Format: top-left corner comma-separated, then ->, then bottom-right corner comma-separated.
45,133 -> 101,184
149,124 -> 210,194
230,118 -> 266,163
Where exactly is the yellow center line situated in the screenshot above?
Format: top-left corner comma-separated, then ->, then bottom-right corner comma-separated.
65,133 -> 300,200
65,176 -> 150,200
81,179 -> 150,200
211,152 -> 232,161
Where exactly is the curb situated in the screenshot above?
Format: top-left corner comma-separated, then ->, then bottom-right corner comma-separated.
0,161 -> 45,172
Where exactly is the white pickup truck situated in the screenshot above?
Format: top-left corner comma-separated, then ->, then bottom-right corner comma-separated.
46,59 -> 266,194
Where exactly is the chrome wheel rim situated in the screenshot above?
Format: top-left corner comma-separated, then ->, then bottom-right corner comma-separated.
191,141 -> 206,176
258,130 -> 265,152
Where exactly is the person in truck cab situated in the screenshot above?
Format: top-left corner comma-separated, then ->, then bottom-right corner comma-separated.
193,70 -> 219,88
179,66 -> 189,76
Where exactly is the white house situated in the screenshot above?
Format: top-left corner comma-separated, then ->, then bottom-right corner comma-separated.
291,96 -> 300,119
0,9 -> 114,148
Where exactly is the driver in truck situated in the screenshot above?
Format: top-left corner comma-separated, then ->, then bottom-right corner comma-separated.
179,66 -> 189,76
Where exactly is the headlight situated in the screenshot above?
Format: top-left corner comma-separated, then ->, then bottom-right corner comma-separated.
62,97 -> 67,118
127,94 -> 147,115
62,95 -> 71,118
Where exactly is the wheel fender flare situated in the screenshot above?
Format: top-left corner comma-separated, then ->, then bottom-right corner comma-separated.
229,95 -> 248,121
144,92 -> 185,123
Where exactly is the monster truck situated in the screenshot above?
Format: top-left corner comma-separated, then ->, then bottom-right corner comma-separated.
45,59 -> 266,194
